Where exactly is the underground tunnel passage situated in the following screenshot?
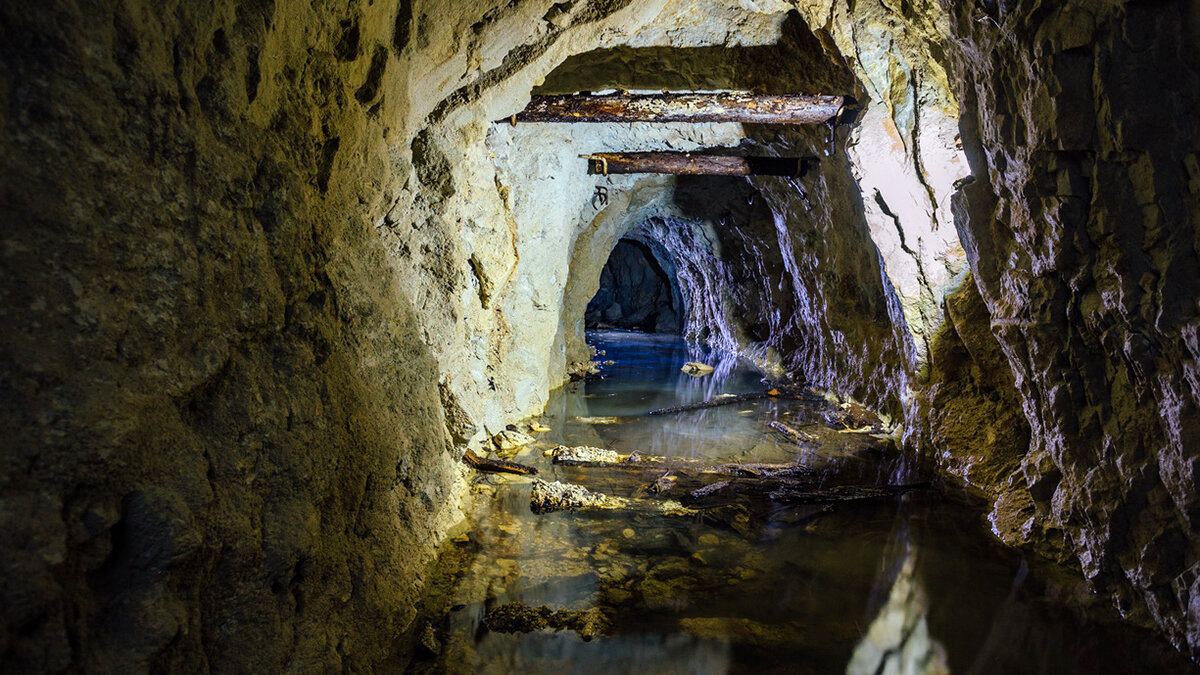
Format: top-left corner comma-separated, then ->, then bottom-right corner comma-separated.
2,0 -> 1200,673
585,237 -> 683,334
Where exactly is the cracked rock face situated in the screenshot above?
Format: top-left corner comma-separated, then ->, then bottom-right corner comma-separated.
943,0 -> 1200,656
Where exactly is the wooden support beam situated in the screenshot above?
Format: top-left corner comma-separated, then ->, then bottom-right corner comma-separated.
513,92 -> 844,124
585,152 -> 811,177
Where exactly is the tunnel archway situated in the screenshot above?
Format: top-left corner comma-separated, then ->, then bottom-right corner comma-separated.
585,237 -> 683,333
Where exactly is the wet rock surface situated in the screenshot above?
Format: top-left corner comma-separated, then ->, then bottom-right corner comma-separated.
942,0 -> 1200,655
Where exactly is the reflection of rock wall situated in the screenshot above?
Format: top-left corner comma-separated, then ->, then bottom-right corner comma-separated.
847,550 -> 949,675
943,0 -> 1200,656
585,240 -> 681,333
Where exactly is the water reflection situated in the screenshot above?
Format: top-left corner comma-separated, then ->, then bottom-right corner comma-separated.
406,331 -> 1197,675
848,525 -> 949,675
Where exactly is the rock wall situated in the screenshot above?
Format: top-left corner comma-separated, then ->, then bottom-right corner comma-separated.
0,0 -> 493,669
911,274 -> 1030,496
943,0 -> 1200,656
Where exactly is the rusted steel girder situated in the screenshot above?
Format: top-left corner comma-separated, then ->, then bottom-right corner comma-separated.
584,152 -> 812,177
513,92 -> 844,124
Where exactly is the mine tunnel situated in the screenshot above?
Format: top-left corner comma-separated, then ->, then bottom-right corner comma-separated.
585,235 -> 683,334
2,1 -> 1200,672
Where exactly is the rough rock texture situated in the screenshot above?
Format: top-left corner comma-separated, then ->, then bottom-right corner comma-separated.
0,1 -> 474,670
943,0 -> 1200,655
911,274 -> 1030,497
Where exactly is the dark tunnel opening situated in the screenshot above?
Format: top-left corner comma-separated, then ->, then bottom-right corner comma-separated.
585,237 -> 683,334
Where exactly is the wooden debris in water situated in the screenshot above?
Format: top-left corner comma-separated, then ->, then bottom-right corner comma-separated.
484,603 -> 609,641
529,478 -> 696,516
549,445 -> 816,478
646,472 -> 677,495
492,429 -> 534,452
686,479 -> 929,506
551,445 -> 624,465
681,361 -> 714,376
767,420 -> 819,446
647,392 -> 768,416
767,482 -> 930,504
463,448 -> 538,476
690,480 -> 732,499
574,416 -> 623,425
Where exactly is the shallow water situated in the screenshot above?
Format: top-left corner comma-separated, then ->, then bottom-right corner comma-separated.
405,330 -> 1195,674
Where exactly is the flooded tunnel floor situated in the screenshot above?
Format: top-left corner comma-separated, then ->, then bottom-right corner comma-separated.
403,330 -> 1195,674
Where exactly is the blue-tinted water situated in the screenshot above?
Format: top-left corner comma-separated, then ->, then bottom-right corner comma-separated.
405,331 -> 1195,674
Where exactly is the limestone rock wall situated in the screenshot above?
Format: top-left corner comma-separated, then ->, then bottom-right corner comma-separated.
0,0 -> 604,668
943,0 -> 1200,655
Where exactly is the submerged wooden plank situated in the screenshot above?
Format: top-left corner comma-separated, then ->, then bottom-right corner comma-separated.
463,448 -> 538,475
513,92 -> 844,124
548,445 -> 816,478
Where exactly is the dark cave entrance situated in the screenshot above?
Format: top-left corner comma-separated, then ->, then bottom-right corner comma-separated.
585,237 -> 683,334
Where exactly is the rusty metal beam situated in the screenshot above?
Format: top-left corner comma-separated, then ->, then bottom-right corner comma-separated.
584,152 -> 812,177
512,92 -> 844,124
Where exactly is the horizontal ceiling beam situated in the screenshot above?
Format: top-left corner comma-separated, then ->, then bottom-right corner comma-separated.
584,152 -> 813,177
512,92 -> 844,124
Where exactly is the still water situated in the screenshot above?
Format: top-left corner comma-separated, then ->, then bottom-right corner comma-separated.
405,330 -> 1195,674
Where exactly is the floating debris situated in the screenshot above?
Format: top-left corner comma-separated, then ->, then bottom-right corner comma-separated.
768,482 -> 930,504
551,445 -> 624,465
767,420 -> 819,445
463,449 -> 537,476
530,479 -> 614,513
493,429 -> 534,452
483,603 -> 610,641
574,416 -> 623,425
646,472 -> 677,495
648,392 -> 770,416
530,479 -> 697,516
550,445 -> 816,479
